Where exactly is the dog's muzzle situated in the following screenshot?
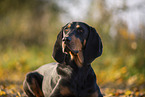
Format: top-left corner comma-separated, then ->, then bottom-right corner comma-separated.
62,37 -> 78,55
62,37 -> 71,43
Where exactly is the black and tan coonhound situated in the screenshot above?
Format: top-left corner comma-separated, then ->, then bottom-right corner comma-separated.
23,22 -> 103,97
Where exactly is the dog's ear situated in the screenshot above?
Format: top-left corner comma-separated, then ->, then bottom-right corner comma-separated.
84,27 -> 103,64
52,28 -> 65,63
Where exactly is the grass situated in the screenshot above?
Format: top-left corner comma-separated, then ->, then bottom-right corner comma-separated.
0,46 -> 53,81
0,44 -> 144,96
0,36 -> 145,96
0,45 -> 144,85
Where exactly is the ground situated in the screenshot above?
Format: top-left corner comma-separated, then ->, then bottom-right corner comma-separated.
0,80 -> 144,97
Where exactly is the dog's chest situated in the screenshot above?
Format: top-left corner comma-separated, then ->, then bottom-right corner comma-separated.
59,66 -> 94,96
69,70 -> 89,95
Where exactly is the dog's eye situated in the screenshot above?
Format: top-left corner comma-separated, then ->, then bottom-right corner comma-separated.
64,28 -> 69,34
77,28 -> 84,33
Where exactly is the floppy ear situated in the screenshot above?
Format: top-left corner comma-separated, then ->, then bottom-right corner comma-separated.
52,28 -> 65,63
84,27 -> 103,64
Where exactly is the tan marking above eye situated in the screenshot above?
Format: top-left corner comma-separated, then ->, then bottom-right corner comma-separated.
67,24 -> 71,28
76,25 -> 80,28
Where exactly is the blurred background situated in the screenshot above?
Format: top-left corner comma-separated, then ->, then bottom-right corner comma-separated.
0,0 -> 145,96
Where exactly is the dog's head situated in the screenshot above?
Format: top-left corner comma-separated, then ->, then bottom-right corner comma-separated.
52,22 -> 103,67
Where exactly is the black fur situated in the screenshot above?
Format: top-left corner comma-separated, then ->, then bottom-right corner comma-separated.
23,22 -> 103,97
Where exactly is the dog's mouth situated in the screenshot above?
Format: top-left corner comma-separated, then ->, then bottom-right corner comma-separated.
62,43 -> 84,67
63,45 -> 79,55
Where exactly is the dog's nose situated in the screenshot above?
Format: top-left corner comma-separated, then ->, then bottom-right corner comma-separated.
62,37 -> 71,42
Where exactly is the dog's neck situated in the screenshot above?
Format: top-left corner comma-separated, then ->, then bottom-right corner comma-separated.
57,51 -> 91,76
57,55 -> 92,96
57,54 -> 91,79
67,51 -> 84,68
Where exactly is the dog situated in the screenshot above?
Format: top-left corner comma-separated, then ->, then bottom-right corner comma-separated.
23,22 -> 103,97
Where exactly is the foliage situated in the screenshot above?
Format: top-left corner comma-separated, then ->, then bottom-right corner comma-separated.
0,0 -> 62,48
